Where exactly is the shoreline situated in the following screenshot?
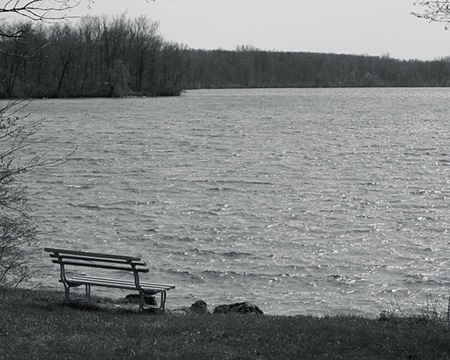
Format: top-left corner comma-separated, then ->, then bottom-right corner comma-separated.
1,286 -> 450,359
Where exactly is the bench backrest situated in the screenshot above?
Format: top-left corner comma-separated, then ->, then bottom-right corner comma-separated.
44,247 -> 149,273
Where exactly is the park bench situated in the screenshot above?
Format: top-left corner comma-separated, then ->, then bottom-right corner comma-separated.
44,247 -> 175,312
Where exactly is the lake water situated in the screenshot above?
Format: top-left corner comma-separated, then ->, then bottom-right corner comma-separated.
21,88 -> 450,316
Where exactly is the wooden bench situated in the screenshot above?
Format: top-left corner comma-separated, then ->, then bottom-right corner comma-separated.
44,247 -> 175,312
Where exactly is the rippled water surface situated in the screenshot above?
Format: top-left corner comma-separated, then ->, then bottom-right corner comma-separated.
23,88 -> 450,316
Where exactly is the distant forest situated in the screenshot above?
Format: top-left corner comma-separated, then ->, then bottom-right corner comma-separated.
1,14 -> 450,98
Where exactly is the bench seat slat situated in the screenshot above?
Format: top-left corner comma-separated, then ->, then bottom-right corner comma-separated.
45,247 -> 142,261
51,260 -> 149,272
68,275 -> 173,292
71,275 -> 175,290
49,254 -> 147,267
68,278 -> 150,291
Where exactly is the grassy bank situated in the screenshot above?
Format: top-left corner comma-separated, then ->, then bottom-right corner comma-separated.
1,287 -> 450,359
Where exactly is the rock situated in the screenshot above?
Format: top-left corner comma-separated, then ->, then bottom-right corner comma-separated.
190,300 -> 209,314
171,307 -> 191,315
171,300 -> 210,315
213,302 -> 264,315
124,294 -> 157,306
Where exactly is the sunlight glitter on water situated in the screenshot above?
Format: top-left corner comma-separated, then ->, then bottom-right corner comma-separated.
23,88 -> 450,316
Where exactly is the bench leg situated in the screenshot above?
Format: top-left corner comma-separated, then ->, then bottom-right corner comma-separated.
139,292 -> 145,312
64,284 -> 70,303
138,291 -> 167,312
62,282 -> 90,304
160,291 -> 166,311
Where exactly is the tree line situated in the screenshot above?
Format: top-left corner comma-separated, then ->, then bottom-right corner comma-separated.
0,15 -> 189,98
1,14 -> 450,99
187,47 -> 450,89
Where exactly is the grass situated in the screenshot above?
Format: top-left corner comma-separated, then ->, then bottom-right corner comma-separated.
1,287 -> 450,359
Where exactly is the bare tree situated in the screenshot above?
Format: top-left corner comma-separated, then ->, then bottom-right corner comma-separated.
413,1 -> 450,28
0,101 -> 41,286
0,0 -> 82,19
0,0 -> 89,37
0,0 -> 85,286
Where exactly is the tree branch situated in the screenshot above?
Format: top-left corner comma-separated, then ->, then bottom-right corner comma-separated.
412,1 -> 450,29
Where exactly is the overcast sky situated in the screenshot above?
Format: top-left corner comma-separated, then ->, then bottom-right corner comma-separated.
73,0 -> 450,61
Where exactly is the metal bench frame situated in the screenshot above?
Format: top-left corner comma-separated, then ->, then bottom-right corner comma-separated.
44,247 -> 175,312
